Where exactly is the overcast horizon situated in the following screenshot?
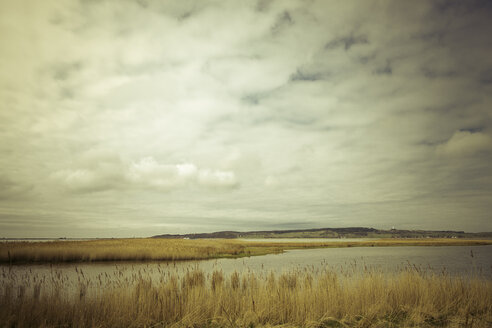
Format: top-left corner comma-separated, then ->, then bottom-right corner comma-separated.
1,0 -> 492,238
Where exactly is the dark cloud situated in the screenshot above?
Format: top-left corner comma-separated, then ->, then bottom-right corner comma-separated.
51,61 -> 84,81
289,68 -> 326,82
241,94 -> 261,105
256,0 -> 273,13
135,0 -> 149,9
421,66 -> 457,79
459,127 -> 484,133
325,35 -> 368,51
416,31 -> 446,43
479,69 -> 492,84
0,176 -> 32,201
372,59 -> 392,75
433,0 -> 492,15
271,11 -> 294,33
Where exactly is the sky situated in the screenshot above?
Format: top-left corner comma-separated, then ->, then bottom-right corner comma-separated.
1,0 -> 492,238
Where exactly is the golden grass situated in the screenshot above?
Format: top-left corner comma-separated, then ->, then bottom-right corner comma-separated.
1,238 -> 492,263
0,239 -> 277,263
1,266 -> 491,327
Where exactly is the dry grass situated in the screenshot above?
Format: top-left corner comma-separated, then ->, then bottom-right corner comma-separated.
0,265 -> 491,327
1,238 -> 491,264
0,239 -> 276,263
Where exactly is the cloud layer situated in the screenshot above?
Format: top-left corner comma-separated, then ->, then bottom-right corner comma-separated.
1,0 -> 491,237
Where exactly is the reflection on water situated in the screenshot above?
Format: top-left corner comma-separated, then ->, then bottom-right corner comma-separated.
1,245 -> 491,298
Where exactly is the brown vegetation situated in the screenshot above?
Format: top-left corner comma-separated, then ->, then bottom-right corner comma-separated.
0,239 -> 278,263
1,238 -> 492,263
0,266 -> 491,327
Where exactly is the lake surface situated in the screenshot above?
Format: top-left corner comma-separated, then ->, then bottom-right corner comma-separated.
239,238 -> 378,243
1,245 -> 491,298
219,244 -> 492,278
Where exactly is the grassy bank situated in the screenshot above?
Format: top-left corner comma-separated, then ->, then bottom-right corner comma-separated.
1,267 -> 491,327
1,238 -> 491,264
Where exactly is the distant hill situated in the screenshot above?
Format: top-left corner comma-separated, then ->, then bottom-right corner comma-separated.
152,227 -> 492,239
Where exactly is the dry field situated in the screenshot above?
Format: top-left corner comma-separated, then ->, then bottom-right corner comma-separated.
0,266 -> 491,327
1,238 -> 492,263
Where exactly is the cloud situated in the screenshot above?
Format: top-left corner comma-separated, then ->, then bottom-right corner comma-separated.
1,0 -> 492,236
128,157 -> 239,190
127,157 -> 197,190
437,131 -> 492,157
264,175 -> 279,188
271,11 -> 294,34
53,156 -> 238,193
0,176 -> 32,200
289,68 -> 326,82
325,34 -> 369,51
197,169 -> 238,189
53,169 -> 115,193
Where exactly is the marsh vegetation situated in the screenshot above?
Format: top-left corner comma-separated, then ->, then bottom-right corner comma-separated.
2,238 -> 492,264
1,265 -> 491,327
1,239 -> 491,327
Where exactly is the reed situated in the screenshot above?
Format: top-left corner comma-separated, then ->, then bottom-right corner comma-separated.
1,266 -> 491,327
1,238 -> 491,264
0,239 -> 269,264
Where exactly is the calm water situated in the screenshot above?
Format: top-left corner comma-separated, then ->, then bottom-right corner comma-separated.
206,244 -> 492,276
1,245 -> 491,298
239,238 -> 378,243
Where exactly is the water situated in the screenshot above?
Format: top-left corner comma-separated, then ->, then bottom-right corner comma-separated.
239,238 -> 377,243
1,245 -> 491,298
208,245 -> 492,276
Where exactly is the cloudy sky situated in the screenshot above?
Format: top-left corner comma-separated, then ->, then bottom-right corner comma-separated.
1,0 -> 491,237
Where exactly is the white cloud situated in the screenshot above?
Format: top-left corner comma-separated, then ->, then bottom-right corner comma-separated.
128,157 -> 238,190
264,175 -> 279,188
176,163 -> 199,178
127,157 -> 197,190
198,169 -> 238,189
53,156 -> 238,193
